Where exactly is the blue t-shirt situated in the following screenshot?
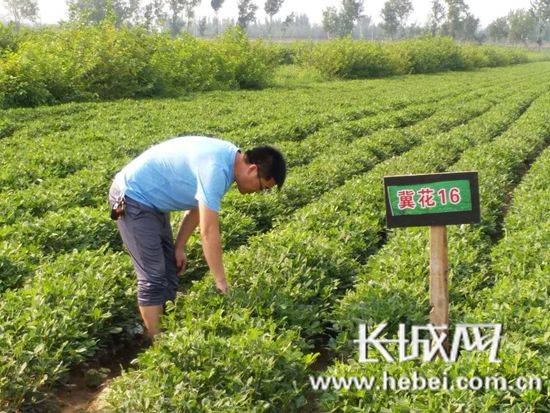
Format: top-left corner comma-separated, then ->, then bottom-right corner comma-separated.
114,136 -> 239,212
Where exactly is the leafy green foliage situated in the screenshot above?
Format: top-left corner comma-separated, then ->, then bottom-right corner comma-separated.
0,26 -> 541,109
320,91 -> 550,412
1,62 -> 549,411
0,248 -> 137,409
0,22 -> 22,55
0,25 -> 275,108
298,36 -> 530,79
101,67 -> 549,412
101,310 -> 312,411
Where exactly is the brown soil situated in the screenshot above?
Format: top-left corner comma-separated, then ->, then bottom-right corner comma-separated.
50,335 -> 150,413
309,346 -> 336,372
299,344 -> 337,413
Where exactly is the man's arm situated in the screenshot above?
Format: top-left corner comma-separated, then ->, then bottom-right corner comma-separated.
174,208 -> 200,275
175,208 -> 200,249
198,201 -> 228,294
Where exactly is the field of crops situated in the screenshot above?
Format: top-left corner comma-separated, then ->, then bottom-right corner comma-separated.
0,61 -> 549,412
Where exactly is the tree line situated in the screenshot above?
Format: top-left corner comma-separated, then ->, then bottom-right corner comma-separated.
1,0 -> 549,44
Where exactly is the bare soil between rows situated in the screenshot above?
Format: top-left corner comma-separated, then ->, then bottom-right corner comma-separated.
49,335 -> 149,413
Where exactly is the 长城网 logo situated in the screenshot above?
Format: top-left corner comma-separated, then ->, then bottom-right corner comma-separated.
354,323 -> 502,363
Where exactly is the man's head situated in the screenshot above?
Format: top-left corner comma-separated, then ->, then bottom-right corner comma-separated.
234,146 -> 286,194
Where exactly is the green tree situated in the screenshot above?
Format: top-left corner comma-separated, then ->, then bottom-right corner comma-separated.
281,12 -> 294,36
198,16 -> 207,35
143,2 -> 155,29
211,0 -> 225,34
237,0 -> 257,29
428,0 -> 445,35
487,16 -> 509,43
508,8 -> 536,44
442,0 -> 468,39
142,0 -> 167,30
530,0 -> 550,47
166,0 -> 185,34
440,0 -> 481,40
184,0 -> 200,32
2,0 -> 38,29
380,0 -> 413,39
357,14 -> 370,39
462,12 -> 480,41
322,6 -> 341,38
341,0 -> 363,35
264,0 -> 284,29
67,0 -> 139,26
321,0 -> 363,38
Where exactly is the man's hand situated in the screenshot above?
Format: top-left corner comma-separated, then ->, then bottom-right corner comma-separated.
174,208 -> 199,276
175,247 -> 187,276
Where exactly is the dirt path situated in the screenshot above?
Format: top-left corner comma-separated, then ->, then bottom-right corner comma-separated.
52,335 -> 149,412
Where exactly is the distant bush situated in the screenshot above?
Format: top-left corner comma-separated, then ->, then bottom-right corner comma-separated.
213,28 -> 275,89
0,22 -> 23,55
478,45 -> 527,67
268,41 -> 314,65
298,38 -> 406,79
0,24 -> 275,108
297,36 -> 531,79
393,37 -> 463,73
0,26 -> 539,109
457,43 -> 491,69
526,49 -> 550,62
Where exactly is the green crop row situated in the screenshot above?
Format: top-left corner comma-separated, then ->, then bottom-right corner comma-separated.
101,309 -> 313,412
2,62 -> 544,218
0,66 -> 547,411
178,65 -> 544,277
0,62 -> 490,144
0,75 -> 518,293
97,84 -> 546,410
328,88 -> 550,355
221,74 -> 468,150
2,62 -> 546,196
0,248 -> 137,409
0,65 -> 524,292
3,69 -> 496,240
0,63 -> 481,193
0,94 -> 438,220
318,93 -> 550,412
182,82 -> 520,283
462,148 -> 550,409
208,86 -> 543,339
242,81 -> 469,169
0,77 -> 528,406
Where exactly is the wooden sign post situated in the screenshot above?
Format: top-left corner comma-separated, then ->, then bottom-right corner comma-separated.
384,172 -> 480,350
429,225 -> 449,349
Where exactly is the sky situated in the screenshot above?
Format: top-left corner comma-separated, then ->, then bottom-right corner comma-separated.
0,0 -> 533,28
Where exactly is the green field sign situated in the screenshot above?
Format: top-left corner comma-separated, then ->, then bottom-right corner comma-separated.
384,172 -> 480,228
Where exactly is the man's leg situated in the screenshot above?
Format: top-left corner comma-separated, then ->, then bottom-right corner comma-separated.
139,304 -> 163,340
137,211 -> 179,340
113,196 -> 172,341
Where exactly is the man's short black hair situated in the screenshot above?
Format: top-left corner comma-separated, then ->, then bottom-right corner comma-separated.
244,146 -> 286,189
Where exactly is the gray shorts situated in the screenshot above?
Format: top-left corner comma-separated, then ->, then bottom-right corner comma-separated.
109,182 -> 179,307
